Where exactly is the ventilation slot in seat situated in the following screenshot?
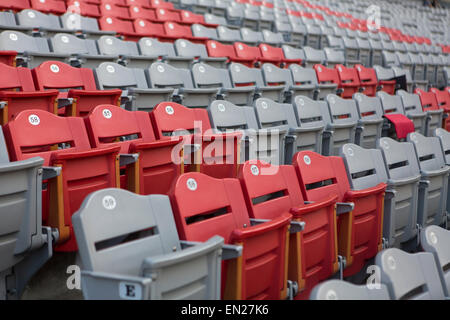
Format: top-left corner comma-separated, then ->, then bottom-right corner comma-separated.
185,206 -> 231,225
399,284 -> 426,300
305,178 -> 336,190
251,189 -> 286,205
95,226 -> 158,251
388,160 -> 409,170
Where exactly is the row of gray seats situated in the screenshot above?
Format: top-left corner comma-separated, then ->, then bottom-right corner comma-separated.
310,225 -> 450,300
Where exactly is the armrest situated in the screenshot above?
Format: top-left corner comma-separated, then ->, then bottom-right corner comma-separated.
0,89 -> 60,99
180,240 -> 243,260
57,98 -> 74,109
336,202 -> 354,215
344,183 -> 387,200
387,174 -> 421,187
42,166 -> 61,180
52,146 -> 121,161
419,179 -> 430,188
285,134 -> 297,143
68,89 -> 122,97
231,213 -> 291,241
250,218 -> 270,226
289,195 -> 338,217
119,153 -> 138,166
290,220 -> 305,234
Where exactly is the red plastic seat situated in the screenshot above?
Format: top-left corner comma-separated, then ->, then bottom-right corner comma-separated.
3,109 -> 121,252
0,63 -> 58,125
128,5 -> 156,20
32,61 -> 121,117
125,0 -> 151,6
67,0 -> 101,18
31,0 -> 66,14
99,16 -> 143,41
234,42 -> 281,67
293,151 -> 386,284
179,10 -> 206,25
149,0 -> 173,9
99,2 -> 132,20
206,40 -> 255,66
355,64 -> 378,97
163,21 -> 209,43
238,160 -> 338,299
0,50 -> 17,67
0,0 -> 30,11
335,64 -> 361,98
258,43 -> 302,67
429,88 -> 450,131
154,7 -> 181,22
133,19 -> 174,40
169,172 -> 291,299
313,64 -> 340,88
151,102 -> 242,179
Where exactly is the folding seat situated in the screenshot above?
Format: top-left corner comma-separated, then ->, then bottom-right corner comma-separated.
137,37 -> 194,69
0,0 -> 31,11
215,25 -> 242,45
191,23 -> 218,41
355,37 -> 371,67
395,52 -> 415,79
302,46 -> 326,69
0,11 -> 29,34
204,13 -> 228,27
208,100 -> 285,165
323,48 -> 345,68
334,64 -> 361,98
313,64 -> 340,98
72,188 -> 223,300
406,132 -> 449,228
369,37 -> 383,67
99,2 -> 132,20
288,64 -> 328,100
375,248 -> 446,299
319,25 -> 334,49
154,7 -> 182,23
162,21 -> 209,44
16,9 -> 72,38
128,4 -> 157,20
421,53 -> 438,86
0,63 -> 59,125
0,31 -> 69,69
421,225 -> 450,296
354,64 -> 378,97
84,105 -> 182,194
151,102 -> 242,178
191,62 -> 255,107
50,33 -> 119,68
149,0 -> 174,9
259,43 -> 302,66
60,13 -> 116,40
0,129 -> 54,299
169,172 -> 291,299
392,66 -> 428,92
377,137 -> 422,248
261,30 -> 286,47
242,9 -> 260,30
30,0 -> 66,15
240,27 -> 264,45
179,10 -> 211,26
3,110 -> 121,252
189,0 -> 214,15
310,280 -> 390,300
281,45 -> 305,65
174,39 -> 227,69
352,93 -> 384,149
373,66 -> 397,95
234,42 -> 282,67
288,23 -> 307,47
228,63 -> 285,103
322,94 -> 359,155
66,0 -> 101,18
429,88 -> 450,131
99,16 -> 142,41
259,10 -> 275,32
293,149 -> 386,279
95,62 -> 175,112
341,37 -> 361,67
409,52 -> 426,82
237,160 -> 337,299
304,24 -> 322,50
290,95 -> 329,153
32,61 -> 122,117
205,40 -> 254,66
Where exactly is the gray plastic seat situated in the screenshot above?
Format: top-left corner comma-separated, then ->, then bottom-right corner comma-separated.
50,33 -> 118,68
208,100 -> 285,165
0,129 -> 53,300
302,46 -> 326,68
262,30 -> 285,47
16,9 -> 72,38
174,39 -> 227,68
0,11 -> 30,33
0,30 -> 69,68
240,27 -> 264,45
407,132 -> 449,228
356,37 -> 371,67
138,38 -> 193,69
353,93 -> 384,148
376,248 -> 445,300
204,13 -> 228,27
216,25 -> 242,44
287,64 -> 321,100
191,24 -> 218,41
342,37 -> 361,67
377,91 -> 415,138
288,23 -> 307,46
323,94 -> 359,156
60,12 -> 115,40
421,225 -> 450,296
397,90 -> 439,136
291,95 -> 326,153
192,62 -> 255,107
305,24 -> 321,49
421,54 -> 438,86
324,47 -> 345,68
409,52 -> 426,82
242,9 -> 259,30
72,188 -> 224,300
369,38 -> 383,67
282,44 -> 305,63
377,137 -> 421,248
309,279 -> 390,300
95,62 -> 174,112
392,66 -> 428,92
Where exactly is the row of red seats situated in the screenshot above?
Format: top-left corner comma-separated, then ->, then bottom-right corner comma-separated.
416,87 -> 450,131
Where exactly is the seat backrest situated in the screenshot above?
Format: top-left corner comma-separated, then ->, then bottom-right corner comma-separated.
259,43 -> 286,61
0,11 -> 18,27
376,91 -> 405,115
85,104 -> 156,153
396,90 -> 425,116
353,93 -> 384,122
100,2 -> 131,19
240,27 -> 263,43
147,62 -> 193,89
96,62 -> 148,90
51,33 -> 98,55
174,39 -> 208,59
292,95 -> 328,129
228,63 -> 264,87
429,88 -> 450,109
191,23 -> 218,40
72,188 -> 181,275
0,30 -> 51,54
261,63 -> 292,87
17,9 -> 61,29
325,94 -> 359,126
192,62 -> 231,89
289,64 -> 319,86
60,13 -> 101,32
99,16 -> 134,34
313,64 -> 339,84
374,65 -> 396,81
217,25 -> 242,42
238,160 -> 304,220
324,48 -> 345,64
282,44 -> 305,60
33,61 -> 98,91
383,51 -> 399,66
434,128 -> 450,165
420,225 -> 450,296
208,100 -> 258,132
292,150 -> 350,201
138,37 -> 176,58
340,143 -> 388,190
252,97 -> 297,130
376,248 -> 445,300
0,62 -> 36,92
151,101 -> 211,139
169,172 -> 250,243
97,35 -> 139,56
262,29 -> 284,44
163,21 -> 193,39
377,137 -> 421,181
303,46 -> 326,63
310,280 -> 390,300
206,40 -> 235,59
204,13 -> 227,25
414,88 -> 439,111
3,109 -> 92,164
407,132 -> 446,172
234,42 -> 261,60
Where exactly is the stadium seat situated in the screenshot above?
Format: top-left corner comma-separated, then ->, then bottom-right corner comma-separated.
60,13 -> 116,40
301,46 -> 326,69
3,109 -> 121,251
310,280 -> 390,300
376,248 -> 446,299
258,43 -> 302,67
16,9 -> 73,38
169,172 -> 291,299
72,188 -> 224,300
323,47 -> 345,68
240,27 -> 263,45
429,88 -> 450,131
99,2 -> 132,20
352,93 -> 384,149
406,132 -> 449,228
377,137 -> 421,249
32,61 -> 121,117
0,128 -> 54,299
373,66 -> 396,95
0,62 -> 59,125
206,40 -> 255,66
174,39 -> 227,68
313,64 -> 340,97
355,64 -> 378,97
334,64 -> 361,99
66,1 -> 101,18
234,42 -> 281,67
191,23 -> 218,40
0,0 -> 30,11
304,24 -> 321,50
138,37 -> 194,69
